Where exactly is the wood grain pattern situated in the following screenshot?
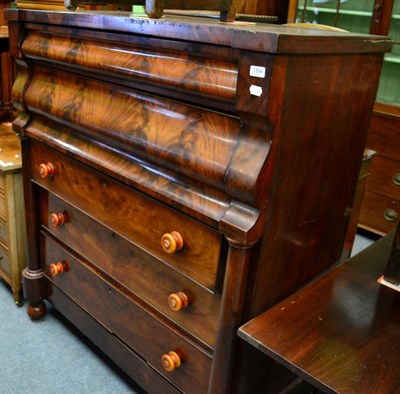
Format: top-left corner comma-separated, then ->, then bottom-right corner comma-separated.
23,66 -> 244,194
22,30 -> 238,101
0,124 -> 26,305
24,115 -> 235,229
43,234 -> 212,394
31,141 -> 224,291
42,191 -> 221,348
8,9 -> 392,394
5,9 -> 392,54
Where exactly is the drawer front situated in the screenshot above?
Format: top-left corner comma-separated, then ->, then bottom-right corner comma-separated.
42,190 -> 220,348
0,245 -> 10,276
0,218 -> 8,246
0,187 -> 6,222
367,156 -> 400,199
30,141 -> 224,291
48,284 -> 182,394
359,191 -> 399,234
43,235 -> 212,394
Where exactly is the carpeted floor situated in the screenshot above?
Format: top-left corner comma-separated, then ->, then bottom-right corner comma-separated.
0,279 -> 144,394
0,232 -> 377,394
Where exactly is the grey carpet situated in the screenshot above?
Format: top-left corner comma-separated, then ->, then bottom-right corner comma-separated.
0,279 -> 143,394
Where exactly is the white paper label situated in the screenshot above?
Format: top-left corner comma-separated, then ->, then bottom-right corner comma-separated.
250,65 -> 266,79
250,85 -> 263,97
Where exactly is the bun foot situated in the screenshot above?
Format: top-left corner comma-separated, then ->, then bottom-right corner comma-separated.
27,301 -> 46,320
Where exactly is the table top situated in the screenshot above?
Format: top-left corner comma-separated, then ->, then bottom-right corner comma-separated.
0,123 -> 22,173
238,233 -> 400,394
4,9 -> 393,55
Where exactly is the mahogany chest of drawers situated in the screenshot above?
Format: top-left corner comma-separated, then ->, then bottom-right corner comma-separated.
6,9 -> 391,393
359,104 -> 400,235
0,123 -> 26,305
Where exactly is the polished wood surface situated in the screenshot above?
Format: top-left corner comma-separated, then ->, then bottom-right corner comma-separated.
7,9 -> 391,393
359,105 -> 400,234
30,141 -> 224,291
43,234 -> 213,393
239,232 -> 400,394
287,1 -> 400,236
41,190 -> 221,348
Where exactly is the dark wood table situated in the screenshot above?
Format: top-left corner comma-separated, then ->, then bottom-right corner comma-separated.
239,232 -> 400,394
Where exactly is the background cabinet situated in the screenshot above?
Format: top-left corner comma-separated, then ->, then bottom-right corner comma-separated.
288,0 -> 400,234
0,123 -> 26,305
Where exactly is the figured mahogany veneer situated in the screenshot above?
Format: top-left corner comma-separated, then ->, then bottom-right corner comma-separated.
41,191 -> 220,348
30,141 -> 224,291
43,234 -> 212,394
7,9 -> 391,394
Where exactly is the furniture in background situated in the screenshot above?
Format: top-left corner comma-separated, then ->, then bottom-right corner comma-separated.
360,103 -> 400,234
342,149 -> 376,260
0,1 -> 12,122
7,8 -> 390,393
0,123 -> 26,305
288,0 -> 400,235
0,1 -> 10,26
239,224 -> 400,394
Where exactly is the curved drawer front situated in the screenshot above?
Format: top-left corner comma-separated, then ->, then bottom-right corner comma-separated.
42,190 -> 220,348
43,235 -> 212,394
31,141 -> 224,291
22,30 -> 238,102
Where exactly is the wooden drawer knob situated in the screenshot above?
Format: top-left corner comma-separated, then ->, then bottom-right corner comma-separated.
50,212 -> 66,227
384,209 -> 398,222
161,351 -> 181,372
49,261 -> 68,278
168,291 -> 189,312
161,231 -> 183,254
39,162 -> 55,178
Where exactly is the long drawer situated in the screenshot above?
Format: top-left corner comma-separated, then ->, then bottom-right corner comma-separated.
48,284 -> 181,394
41,190 -> 220,348
366,155 -> 400,199
30,140 -> 224,291
359,190 -> 399,234
42,234 -> 212,394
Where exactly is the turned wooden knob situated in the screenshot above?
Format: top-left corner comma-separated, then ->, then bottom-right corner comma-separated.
168,291 -> 190,312
161,231 -> 184,253
161,351 -> 181,372
49,261 -> 68,278
39,162 -> 55,178
50,212 -> 66,227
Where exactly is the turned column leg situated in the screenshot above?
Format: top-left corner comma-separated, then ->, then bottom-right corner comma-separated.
18,136 -> 48,319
